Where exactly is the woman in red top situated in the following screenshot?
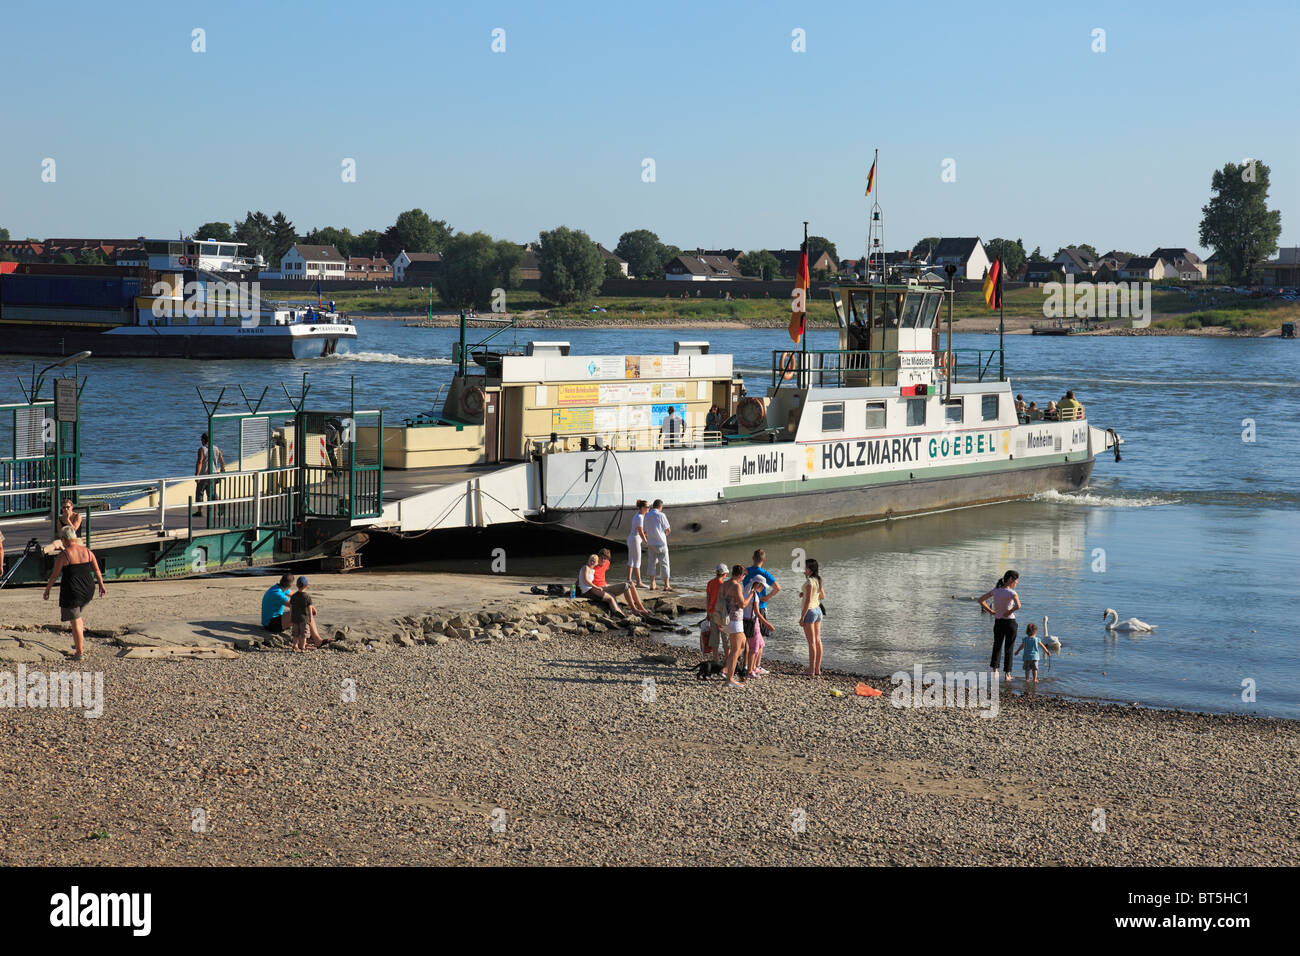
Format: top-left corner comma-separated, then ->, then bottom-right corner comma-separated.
593,547 -> 649,614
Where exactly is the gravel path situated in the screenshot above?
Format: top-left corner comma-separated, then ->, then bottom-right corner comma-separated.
0,573 -> 1295,866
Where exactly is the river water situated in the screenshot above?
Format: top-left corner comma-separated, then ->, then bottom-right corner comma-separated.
3,320 -> 1297,718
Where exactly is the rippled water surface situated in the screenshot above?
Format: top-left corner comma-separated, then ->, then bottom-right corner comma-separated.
4,322 -> 1296,717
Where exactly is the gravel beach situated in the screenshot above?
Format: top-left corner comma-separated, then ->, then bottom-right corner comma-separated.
1,572 -> 1295,866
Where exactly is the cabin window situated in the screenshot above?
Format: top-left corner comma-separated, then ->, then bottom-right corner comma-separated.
900,293 -> 923,328
864,401 -> 886,429
919,294 -> 942,329
906,399 -> 927,427
982,394 -> 999,421
945,399 -> 963,424
821,402 -> 844,432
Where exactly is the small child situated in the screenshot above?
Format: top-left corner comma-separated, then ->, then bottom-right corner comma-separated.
1014,622 -> 1051,682
743,578 -> 772,678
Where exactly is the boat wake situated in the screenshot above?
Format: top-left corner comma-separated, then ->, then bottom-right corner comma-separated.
1030,489 -> 1172,508
326,352 -> 454,366
1014,374 -> 1300,389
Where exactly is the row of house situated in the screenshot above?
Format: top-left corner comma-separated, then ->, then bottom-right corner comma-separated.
273,241 -> 630,283
663,248 -> 841,281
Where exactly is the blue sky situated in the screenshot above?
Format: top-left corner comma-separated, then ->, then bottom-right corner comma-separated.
1,0 -> 1294,258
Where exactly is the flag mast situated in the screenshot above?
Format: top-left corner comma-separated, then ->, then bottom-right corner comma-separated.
998,265 -> 1005,381
802,220 -> 809,387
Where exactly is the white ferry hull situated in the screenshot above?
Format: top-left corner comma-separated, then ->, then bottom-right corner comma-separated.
540,419 -> 1101,546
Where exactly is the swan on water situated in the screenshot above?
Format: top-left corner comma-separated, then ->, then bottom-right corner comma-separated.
1103,608 -> 1156,632
1042,615 -> 1062,650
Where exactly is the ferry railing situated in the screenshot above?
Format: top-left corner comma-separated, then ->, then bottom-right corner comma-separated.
527,424 -> 724,455
769,348 -> 1006,387
299,408 -> 384,521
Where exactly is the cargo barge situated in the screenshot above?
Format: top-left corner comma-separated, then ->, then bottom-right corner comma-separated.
0,239 -> 356,359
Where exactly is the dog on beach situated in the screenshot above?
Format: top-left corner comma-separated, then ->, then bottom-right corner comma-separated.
692,660 -> 748,681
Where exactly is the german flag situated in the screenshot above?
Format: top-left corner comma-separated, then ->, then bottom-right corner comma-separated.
864,159 -> 876,196
788,247 -> 810,343
982,258 -> 1002,310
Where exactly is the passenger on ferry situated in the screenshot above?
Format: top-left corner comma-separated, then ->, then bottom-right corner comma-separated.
705,405 -> 722,434
1057,390 -> 1085,420
1015,394 -> 1026,417
1043,401 -> 1059,421
1027,401 -> 1043,421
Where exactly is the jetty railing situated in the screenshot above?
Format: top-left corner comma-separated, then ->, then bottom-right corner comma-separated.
0,399 -> 80,520
0,467 -> 299,543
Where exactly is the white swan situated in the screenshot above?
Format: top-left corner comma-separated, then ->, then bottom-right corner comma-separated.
1103,608 -> 1156,632
1042,615 -> 1062,651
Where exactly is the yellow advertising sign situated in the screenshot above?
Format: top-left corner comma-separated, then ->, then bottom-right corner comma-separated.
557,383 -> 600,407
552,408 -> 594,433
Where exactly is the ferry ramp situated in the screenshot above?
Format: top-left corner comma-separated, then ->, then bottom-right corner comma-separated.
374,462 -> 539,534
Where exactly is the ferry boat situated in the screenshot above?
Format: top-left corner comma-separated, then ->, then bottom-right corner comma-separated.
0,240 -> 356,359
375,281 -> 1123,547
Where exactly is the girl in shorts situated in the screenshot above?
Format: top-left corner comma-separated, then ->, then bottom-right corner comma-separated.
799,559 -> 825,677
720,565 -> 752,689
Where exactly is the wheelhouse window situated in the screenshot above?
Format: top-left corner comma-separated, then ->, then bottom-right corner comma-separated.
900,293 -> 923,328
919,294 -> 942,329
864,401 -> 886,429
906,398 -> 927,427
945,399 -> 963,424
821,402 -> 844,433
982,394 -> 999,421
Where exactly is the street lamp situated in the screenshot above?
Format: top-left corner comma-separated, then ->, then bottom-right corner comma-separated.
30,351 -> 92,529
31,350 -> 92,400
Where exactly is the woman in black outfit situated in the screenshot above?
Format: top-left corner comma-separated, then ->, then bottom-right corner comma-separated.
43,527 -> 107,660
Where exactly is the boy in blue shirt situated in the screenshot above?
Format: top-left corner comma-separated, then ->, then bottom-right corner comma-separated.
261,573 -> 293,633
1015,622 -> 1052,682
742,548 -> 780,625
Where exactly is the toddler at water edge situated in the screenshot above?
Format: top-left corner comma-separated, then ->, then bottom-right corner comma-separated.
1015,622 -> 1050,682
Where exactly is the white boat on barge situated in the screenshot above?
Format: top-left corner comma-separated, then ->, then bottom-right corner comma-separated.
0,239 -> 356,359
369,281 -> 1122,547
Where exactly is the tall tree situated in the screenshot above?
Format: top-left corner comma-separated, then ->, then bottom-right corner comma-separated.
737,249 -> 780,280
985,238 -> 1027,276
0,227 -> 11,240
912,237 -> 941,259
1028,246 -> 1046,262
537,226 -> 604,305
615,228 -> 673,279
437,232 -> 522,310
806,235 -> 838,266
304,226 -> 357,258
191,221 -> 233,242
354,229 -> 384,257
603,258 -> 625,282
269,212 -> 298,268
1199,160 -> 1282,284
383,209 -> 452,258
233,211 -> 275,262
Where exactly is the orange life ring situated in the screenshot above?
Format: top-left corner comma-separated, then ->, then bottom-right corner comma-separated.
937,351 -> 949,371
459,385 -> 486,419
780,351 -> 797,381
178,255 -> 188,265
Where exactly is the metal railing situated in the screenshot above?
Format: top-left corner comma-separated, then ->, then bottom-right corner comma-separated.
529,425 -> 725,455
0,467 -> 299,543
770,348 -> 1006,387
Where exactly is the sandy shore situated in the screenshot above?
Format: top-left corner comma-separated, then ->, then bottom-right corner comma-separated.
1,572 -> 1295,866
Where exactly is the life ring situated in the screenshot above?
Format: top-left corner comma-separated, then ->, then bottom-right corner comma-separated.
779,351 -> 797,381
459,385 -> 486,419
737,396 -> 767,430
178,255 -> 188,265
937,351 -> 949,371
